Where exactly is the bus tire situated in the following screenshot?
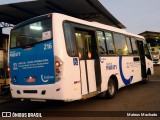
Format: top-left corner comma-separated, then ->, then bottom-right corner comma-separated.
106,78 -> 117,99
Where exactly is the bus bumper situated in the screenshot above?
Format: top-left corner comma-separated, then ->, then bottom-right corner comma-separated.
10,81 -> 81,101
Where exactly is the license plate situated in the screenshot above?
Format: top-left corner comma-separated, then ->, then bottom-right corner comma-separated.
26,77 -> 36,83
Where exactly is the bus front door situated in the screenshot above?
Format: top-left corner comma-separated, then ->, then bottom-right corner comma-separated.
75,30 -> 101,96
136,40 -> 147,79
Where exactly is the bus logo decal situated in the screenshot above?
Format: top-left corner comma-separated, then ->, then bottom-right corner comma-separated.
73,58 -> 78,65
10,51 -> 21,57
41,75 -> 49,82
41,74 -> 54,83
119,56 -> 133,85
13,63 -> 18,70
106,63 -> 117,70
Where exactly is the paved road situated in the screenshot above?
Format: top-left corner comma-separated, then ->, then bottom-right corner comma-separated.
0,65 -> 159,119
150,65 -> 160,81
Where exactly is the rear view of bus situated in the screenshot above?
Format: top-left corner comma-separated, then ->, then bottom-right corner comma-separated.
9,14 -> 58,101
9,13 -> 154,102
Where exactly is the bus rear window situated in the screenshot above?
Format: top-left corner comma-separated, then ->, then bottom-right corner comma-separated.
10,18 -> 52,48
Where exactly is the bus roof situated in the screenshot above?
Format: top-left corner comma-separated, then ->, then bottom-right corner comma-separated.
53,13 -> 144,40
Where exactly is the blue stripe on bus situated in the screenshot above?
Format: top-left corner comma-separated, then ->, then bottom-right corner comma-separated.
119,56 -> 133,85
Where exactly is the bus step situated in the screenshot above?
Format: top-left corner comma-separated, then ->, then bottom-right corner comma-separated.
82,91 -> 99,100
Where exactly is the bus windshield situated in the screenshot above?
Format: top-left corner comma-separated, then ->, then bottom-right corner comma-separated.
10,17 -> 52,48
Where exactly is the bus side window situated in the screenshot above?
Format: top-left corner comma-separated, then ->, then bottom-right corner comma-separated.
113,33 -> 128,55
85,35 -> 92,59
143,43 -> 152,60
96,31 -> 107,55
64,23 -> 77,57
130,38 -> 139,55
126,37 -> 133,55
75,32 -> 84,59
104,32 -> 115,55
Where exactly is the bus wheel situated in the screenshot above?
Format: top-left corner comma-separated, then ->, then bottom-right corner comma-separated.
106,78 -> 116,99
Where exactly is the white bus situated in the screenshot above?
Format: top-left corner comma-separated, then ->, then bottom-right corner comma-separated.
9,13 -> 153,101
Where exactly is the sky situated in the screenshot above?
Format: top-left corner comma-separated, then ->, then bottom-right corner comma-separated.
100,0 -> 160,34
1,0 -> 160,34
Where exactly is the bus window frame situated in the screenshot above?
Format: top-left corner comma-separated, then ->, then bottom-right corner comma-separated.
63,22 -> 78,57
112,32 -> 130,56
73,28 -> 97,60
63,21 -> 97,58
130,38 -> 140,55
103,31 -> 116,56
96,30 -> 108,56
63,20 -> 146,58
10,14 -> 53,49
125,36 -> 133,55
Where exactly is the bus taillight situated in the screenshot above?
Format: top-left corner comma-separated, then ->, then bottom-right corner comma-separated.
55,57 -> 63,82
7,67 -> 10,77
56,68 -> 61,74
7,67 -> 10,72
55,61 -> 61,67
